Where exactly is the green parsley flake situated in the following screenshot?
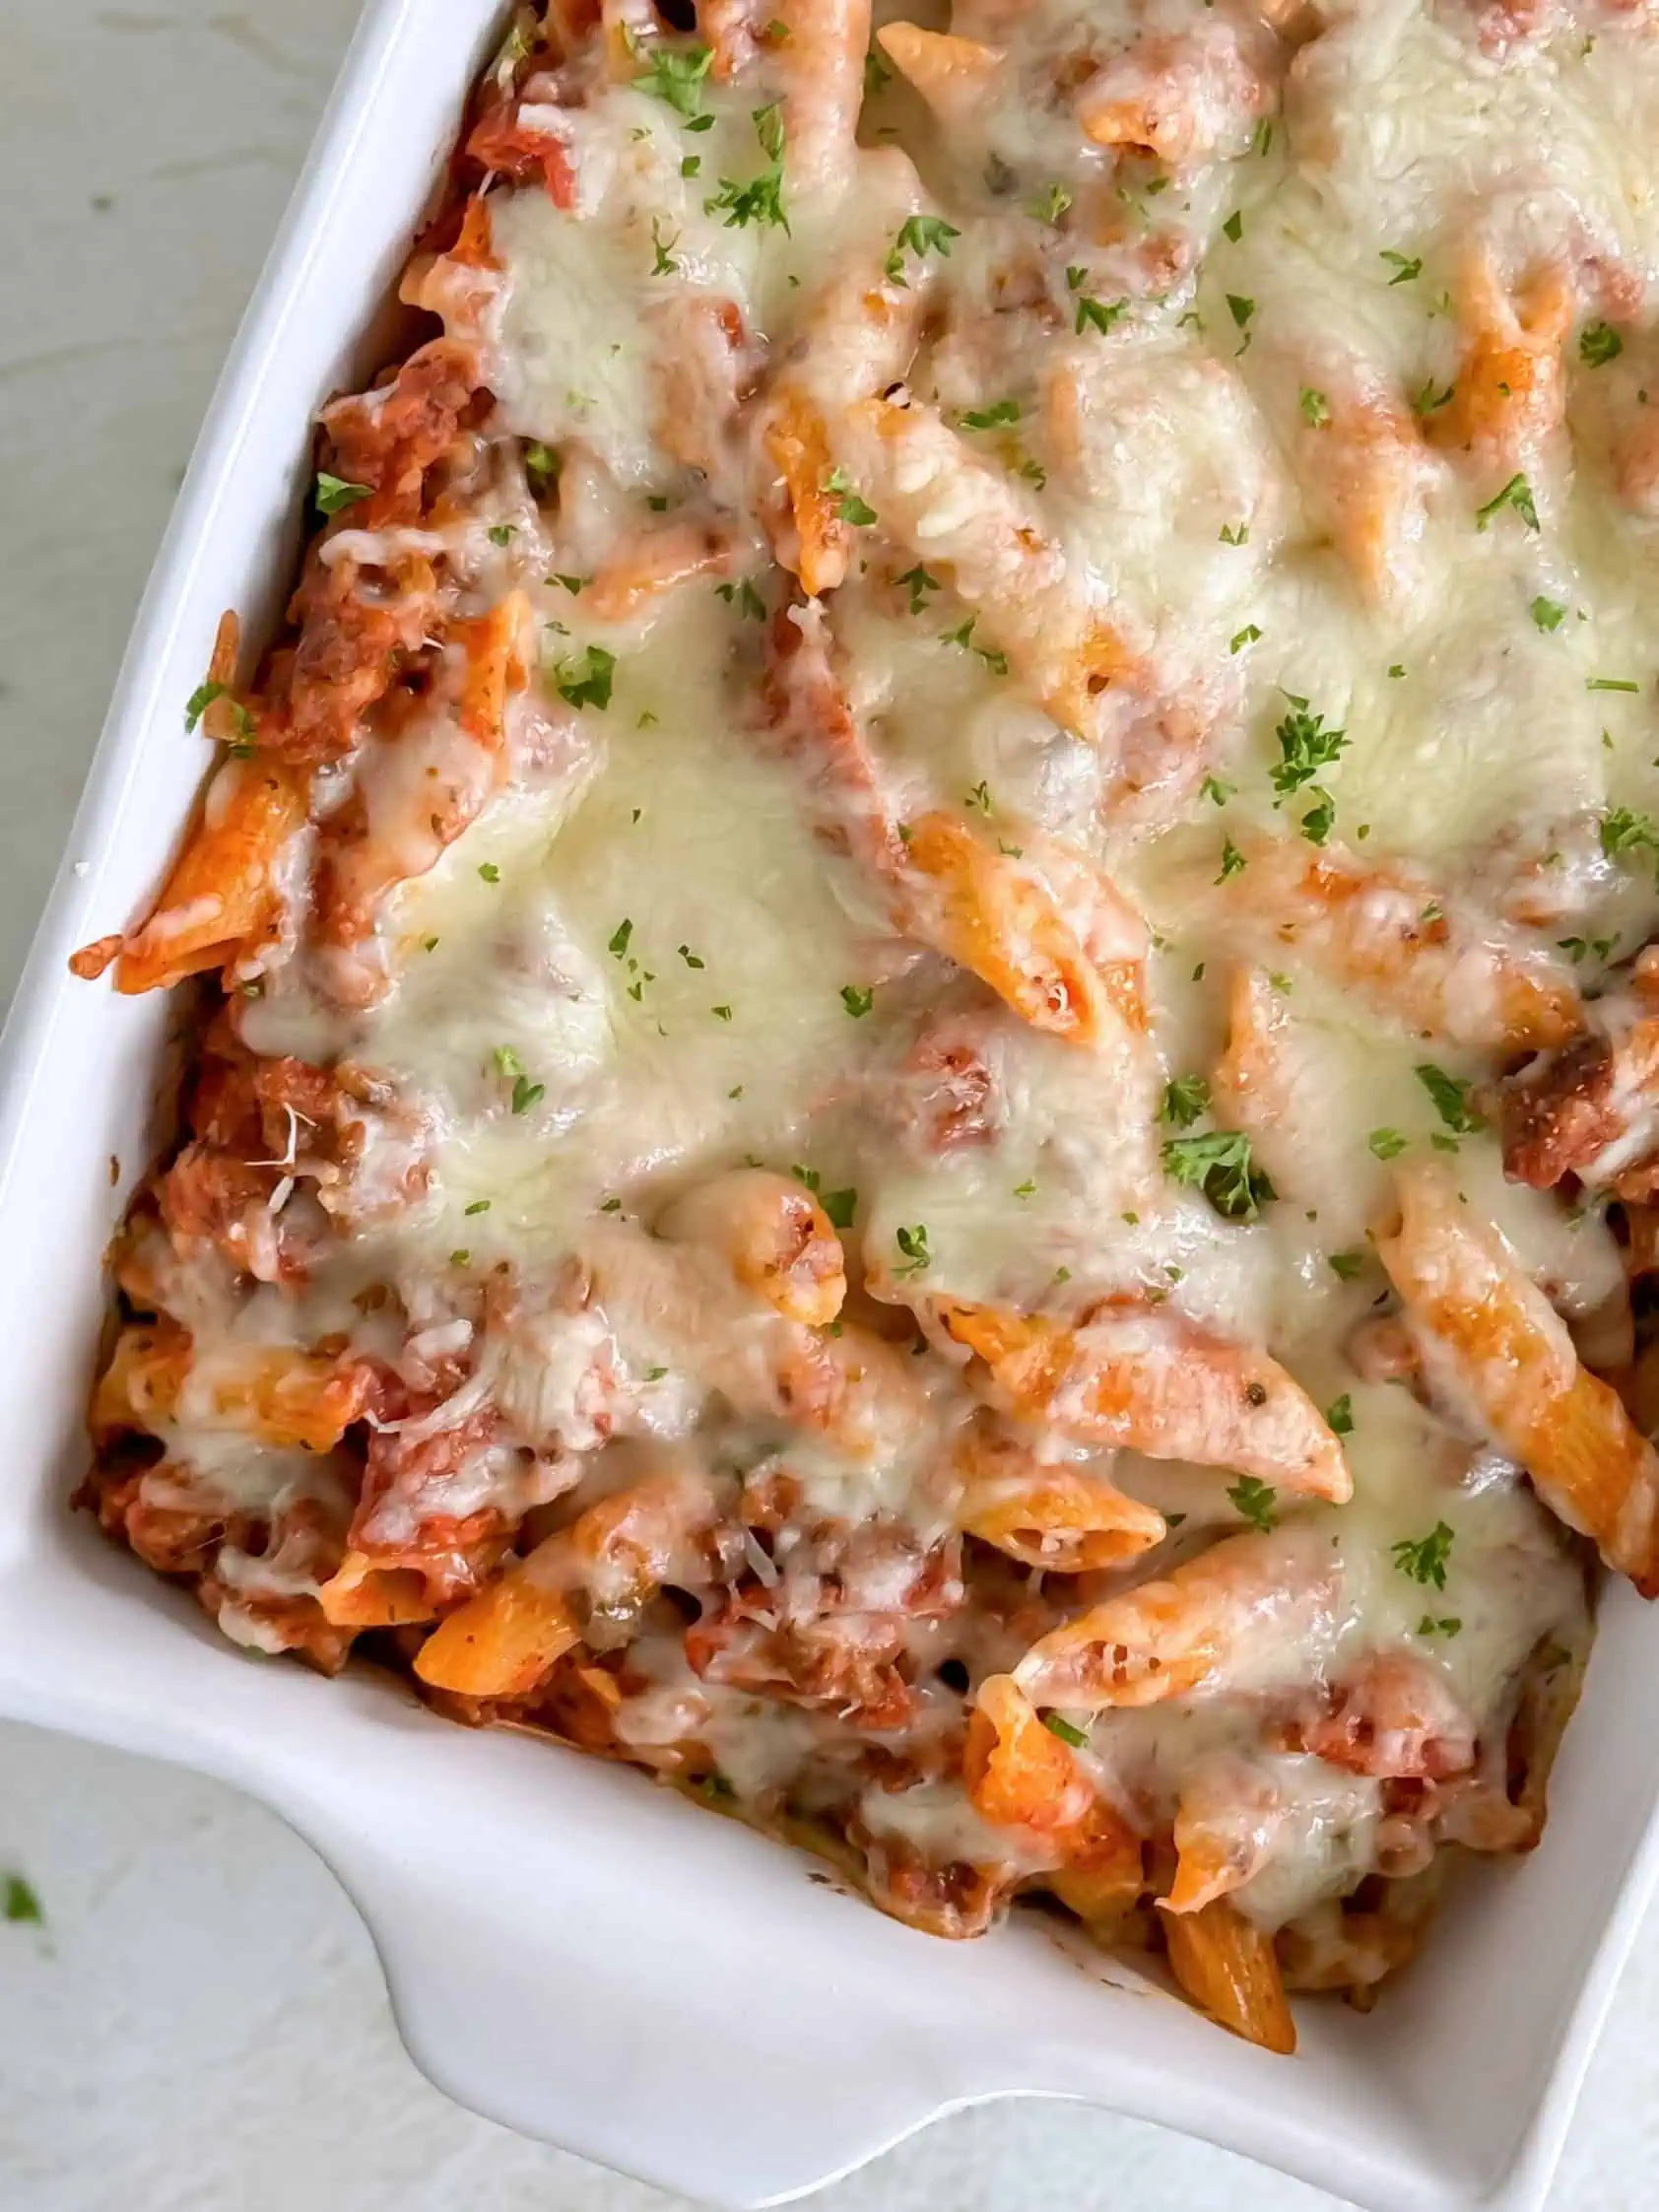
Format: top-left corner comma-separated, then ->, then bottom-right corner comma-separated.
1228,1475 -> 1278,1532
635,39 -> 714,117
1160,1073 -> 1211,1128
315,472 -> 372,515
1393,1520 -> 1455,1588
1580,320 -> 1624,368
3,1876 -> 41,1925
1601,806 -> 1659,861
1161,1129 -> 1275,1222
1042,1712 -> 1090,1749
1217,835 -> 1246,882
551,643 -> 616,710
1531,595 -> 1566,632
824,465 -> 877,527
1475,473 -> 1539,531
1272,701 -> 1347,795
839,984 -> 874,1018
1327,1393 -> 1355,1436
1329,1249 -> 1365,1280
1381,249 -> 1423,285
962,398 -> 1021,431
886,213 -> 961,284
1416,1062 -> 1484,1134
1299,386 -> 1331,428
1368,1127 -> 1409,1160
895,1223 -> 932,1277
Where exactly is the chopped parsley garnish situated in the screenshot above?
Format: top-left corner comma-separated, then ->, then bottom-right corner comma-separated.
1475,473 -> 1539,531
1392,1520 -> 1455,1588
943,617 -> 1009,674
824,466 -> 877,527
511,1075 -> 545,1114
1329,1249 -> 1365,1280
1161,1129 -> 1275,1221
1298,386 -> 1331,429
1368,1127 -> 1409,1160
464,1199 -> 491,1216
1029,184 -> 1073,225
492,1044 -> 524,1079
896,564 -> 940,612
477,862 -> 500,884
524,441 -> 558,492
678,943 -> 705,969
1227,293 -> 1255,329
1380,249 -> 1422,285
1601,806 -> 1659,861
3,1876 -> 42,1925
634,39 -> 714,117
1417,1062 -> 1484,1134
488,524 -> 516,548
1075,292 -> 1128,336
608,918 -> 634,958
1271,701 -> 1348,795
183,682 -> 254,746
1219,521 -> 1249,546
895,1223 -> 932,1276
1587,676 -> 1640,693
1217,835 -> 1246,882
1326,1393 -> 1355,1436
1201,774 -> 1235,805
1419,1615 -> 1462,1638
650,218 -> 680,276
1160,1073 -> 1211,1128
711,1003 -> 734,1020
1230,624 -> 1262,653
820,1186 -> 858,1230
1412,377 -> 1455,417
962,398 -> 1021,430
1223,210 -> 1243,243
1299,786 -> 1337,845
1531,595 -> 1566,632
1014,1178 -> 1036,1199
1580,320 -> 1624,368
315,472 -> 372,515
551,643 -> 616,710
885,213 -> 961,283
964,779 -> 992,814
715,577 -> 767,621
1042,1712 -> 1090,1749
1228,1474 -> 1278,1532
705,104 -> 788,231
839,984 -> 874,1018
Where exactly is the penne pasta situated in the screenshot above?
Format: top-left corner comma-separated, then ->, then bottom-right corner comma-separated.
1378,1160 -> 1659,1594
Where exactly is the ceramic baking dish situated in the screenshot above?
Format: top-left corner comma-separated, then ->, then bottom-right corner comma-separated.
4,3 -> 1659,2203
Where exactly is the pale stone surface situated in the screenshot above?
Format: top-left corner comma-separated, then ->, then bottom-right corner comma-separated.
0,8 -> 1652,2207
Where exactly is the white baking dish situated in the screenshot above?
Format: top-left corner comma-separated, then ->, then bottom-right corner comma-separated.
3,3 -> 1657,2203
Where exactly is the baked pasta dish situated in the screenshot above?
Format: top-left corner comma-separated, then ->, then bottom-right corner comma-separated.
69,0 -> 1659,2053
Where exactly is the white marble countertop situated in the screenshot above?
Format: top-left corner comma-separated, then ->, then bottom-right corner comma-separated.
2,7 -> 1657,2208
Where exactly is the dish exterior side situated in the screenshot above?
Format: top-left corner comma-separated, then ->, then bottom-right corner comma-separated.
7,4 -> 1659,2210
